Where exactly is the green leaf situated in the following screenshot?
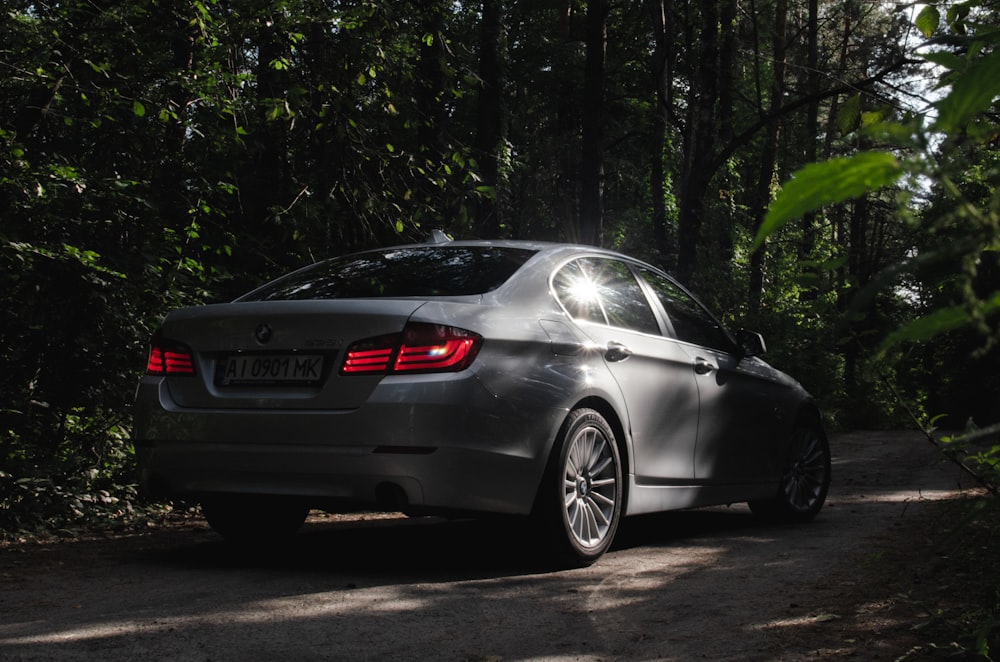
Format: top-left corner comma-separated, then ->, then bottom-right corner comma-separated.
755,152 -> 902,249
879,291 -> 1000,351
837,94 -> 861,135
861,108 -> 891,128
935,51 -> 1000,133
915,5 -> 940,38
132,101 -> 146,118
946,3 -> 971,33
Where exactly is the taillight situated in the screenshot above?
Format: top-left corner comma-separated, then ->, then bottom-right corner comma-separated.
340,334 -> 397,374
341,323 -> 482,375
145,341 -> 196,376
394,323 -> 480,372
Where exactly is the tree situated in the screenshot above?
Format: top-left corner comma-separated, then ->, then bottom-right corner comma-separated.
758,1 -> 1000,465
578,0 -> 609,246
474,0 -> 508,238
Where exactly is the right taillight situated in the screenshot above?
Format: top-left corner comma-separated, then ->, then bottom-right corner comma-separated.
145,341 -> 196,376
341,323 -> 482,375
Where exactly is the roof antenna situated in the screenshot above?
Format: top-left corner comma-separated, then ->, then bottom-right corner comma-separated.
427,229 -> 453,244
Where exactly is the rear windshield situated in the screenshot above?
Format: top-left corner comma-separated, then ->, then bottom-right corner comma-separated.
240,246 -> 537,301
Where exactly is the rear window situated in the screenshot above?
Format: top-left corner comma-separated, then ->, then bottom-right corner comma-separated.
240,246 -> 537,301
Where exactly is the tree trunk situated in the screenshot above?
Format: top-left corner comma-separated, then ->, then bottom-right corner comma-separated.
579,0 -> 609,247
649,0 -> 673,262
417,1 -> 447,155
554,0 -> 579,241
748,0 -> 788,315
474,0 -> 507,239
239,10 -> 290,262
801,0 -> 820,259
676,2 -> 722,284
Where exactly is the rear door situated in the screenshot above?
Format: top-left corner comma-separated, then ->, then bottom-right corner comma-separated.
551,257 -> 700,481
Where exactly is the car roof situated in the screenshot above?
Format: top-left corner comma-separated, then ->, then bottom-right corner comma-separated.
391,237 -> 642,261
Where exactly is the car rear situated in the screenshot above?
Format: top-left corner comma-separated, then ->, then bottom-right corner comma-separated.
133,244 -> 578,517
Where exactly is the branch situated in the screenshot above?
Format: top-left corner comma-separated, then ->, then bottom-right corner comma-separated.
709,58 -> 914,174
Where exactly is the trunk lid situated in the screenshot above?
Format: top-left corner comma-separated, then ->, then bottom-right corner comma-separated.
156,299 -> 427,409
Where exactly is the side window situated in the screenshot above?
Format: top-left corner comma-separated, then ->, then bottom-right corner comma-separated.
638,268 -> 736,352
552,258 -> 660,335
551,260 -> 605,325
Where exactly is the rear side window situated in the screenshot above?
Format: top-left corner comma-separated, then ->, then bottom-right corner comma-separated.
240,246 -> 536,301
552,257 -> 660,335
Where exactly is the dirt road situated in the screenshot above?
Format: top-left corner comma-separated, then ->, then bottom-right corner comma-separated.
0,431 -> 980,661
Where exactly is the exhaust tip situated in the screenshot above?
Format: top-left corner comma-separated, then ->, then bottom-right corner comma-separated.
375,482 -> 410,510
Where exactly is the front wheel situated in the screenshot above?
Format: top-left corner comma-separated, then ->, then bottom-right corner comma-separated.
749,420 -> 831,523
536,408 -> 623,567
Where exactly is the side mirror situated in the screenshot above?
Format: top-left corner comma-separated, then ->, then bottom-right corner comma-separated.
739,330 -> 767,357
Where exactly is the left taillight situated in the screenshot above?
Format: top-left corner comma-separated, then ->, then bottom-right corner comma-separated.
145,340 -> 196,376
341,323 -> 482,375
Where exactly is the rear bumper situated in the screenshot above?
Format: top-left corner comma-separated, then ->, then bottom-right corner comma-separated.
137,441 -> 540,515
133,373 -> 567,516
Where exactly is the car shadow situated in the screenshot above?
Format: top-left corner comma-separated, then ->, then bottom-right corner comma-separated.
140,505 -> 770,581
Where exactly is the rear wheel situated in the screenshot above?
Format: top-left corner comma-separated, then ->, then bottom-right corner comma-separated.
749,420 -> 830,522
201,495 -> 309,543
537,408 -> 623,567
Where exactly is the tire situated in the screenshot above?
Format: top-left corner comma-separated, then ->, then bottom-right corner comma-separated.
749,419 -> 831,523
201,495 -> 309,544
537,408 -> 623,567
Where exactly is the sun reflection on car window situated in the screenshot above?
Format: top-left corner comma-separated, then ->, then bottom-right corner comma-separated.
552,258 -> 660,335
565,273 -> 601,308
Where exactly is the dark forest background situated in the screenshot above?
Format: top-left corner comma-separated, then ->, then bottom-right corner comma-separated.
2,0 -> 999,533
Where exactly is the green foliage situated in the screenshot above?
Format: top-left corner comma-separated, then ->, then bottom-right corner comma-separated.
941,422 -> 1000,491
759,0 -> 1000,467
754,153 -> 903,250
0,0 -> 501,535
881,291 -> 1000,351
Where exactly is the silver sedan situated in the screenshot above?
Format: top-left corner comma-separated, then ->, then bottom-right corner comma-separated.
134,239 -> 830,566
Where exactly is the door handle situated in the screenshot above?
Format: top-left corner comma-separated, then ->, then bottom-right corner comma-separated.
605,341 -> 632,362
694,357 -> 716,375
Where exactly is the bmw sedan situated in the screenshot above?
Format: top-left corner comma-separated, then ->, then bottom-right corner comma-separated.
134,238 -> 830,566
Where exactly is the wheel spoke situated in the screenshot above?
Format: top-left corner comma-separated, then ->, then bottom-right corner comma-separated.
588,490 -> 615,509
583,499 -> 602,535
589,454 -> 613,477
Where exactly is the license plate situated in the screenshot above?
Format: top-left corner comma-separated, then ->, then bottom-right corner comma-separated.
220,354 -> 324,385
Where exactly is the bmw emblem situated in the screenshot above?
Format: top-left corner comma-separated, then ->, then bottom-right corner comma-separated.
255,323 -> 273,345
